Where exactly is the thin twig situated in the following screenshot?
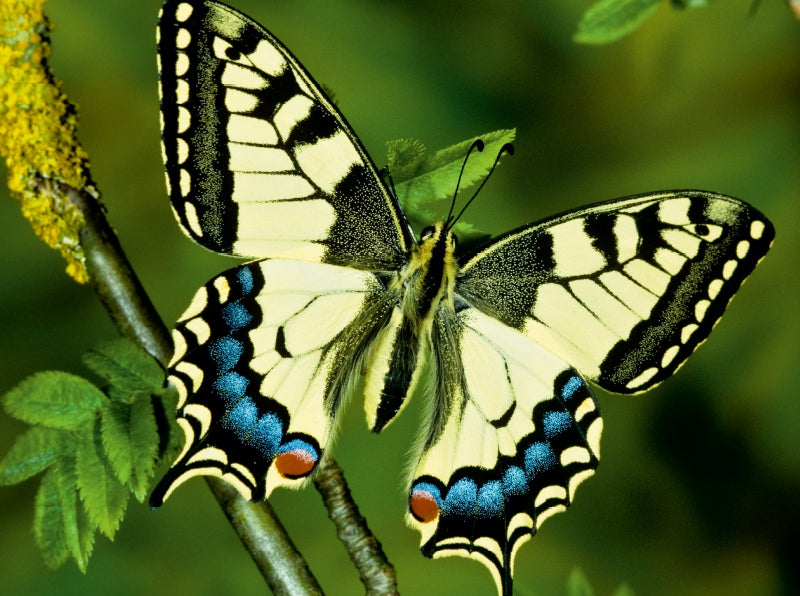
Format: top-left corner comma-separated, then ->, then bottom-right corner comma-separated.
207,478 -> 323,596
314,459 -> 398,595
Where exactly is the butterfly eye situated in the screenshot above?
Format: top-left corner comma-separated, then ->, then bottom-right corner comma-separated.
451,233 -> 459,248
420,226 -> 436,240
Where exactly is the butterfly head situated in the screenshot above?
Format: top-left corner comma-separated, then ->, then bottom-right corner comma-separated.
415,221 -> 458,267
419,222 -> 457,248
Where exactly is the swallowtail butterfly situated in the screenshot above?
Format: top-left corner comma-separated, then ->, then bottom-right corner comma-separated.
150,1 -> 774,593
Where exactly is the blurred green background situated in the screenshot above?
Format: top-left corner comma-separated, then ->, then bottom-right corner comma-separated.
1,1 -> 798,594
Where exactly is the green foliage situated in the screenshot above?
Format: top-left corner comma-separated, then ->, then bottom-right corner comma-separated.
101,399 -> 159,502
574,0 -> 663,44
387,129 -> 515,246
34,456 -> 95,572
75,420 -> 130,539
566,567 -> 635,596
3,372 -> 106,430
83,339 -> 164,400
0,426 -> 71,485
0,338 -> 173,572
574,0 -> 711,44
567,567 -> 596,596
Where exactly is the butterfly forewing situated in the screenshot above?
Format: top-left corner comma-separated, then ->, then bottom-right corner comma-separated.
158,0 -> 411,267
149,259 -> 384,506
457,191 -> 775,394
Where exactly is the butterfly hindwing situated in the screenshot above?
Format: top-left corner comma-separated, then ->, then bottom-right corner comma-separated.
157,0 -> 411,267
149,259 -> 385,506
457,191 -> 775,394
407,307 -> 601,595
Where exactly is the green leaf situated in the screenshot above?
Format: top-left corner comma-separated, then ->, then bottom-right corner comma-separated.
0,426 -> 71,485
385,137 -> 427,181
33,455 -> 95,572
82,338 -> 164,401
101,397 -> 159,501
75,497 -> 97,572
388,129 -> 514,245
567,567 -> 595,596
574,0 -> 662,45
50,455 -> 85,572
3,371 -> 106,430
34,465 -> 70,570
612,583 -> 636,596
390,129 -> 515,210
76,421 -> 129,539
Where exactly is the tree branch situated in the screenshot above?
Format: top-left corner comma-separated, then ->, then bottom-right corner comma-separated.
207,478 -> 323,596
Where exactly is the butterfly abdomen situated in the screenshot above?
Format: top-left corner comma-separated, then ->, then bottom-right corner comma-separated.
363,223 -> 459,432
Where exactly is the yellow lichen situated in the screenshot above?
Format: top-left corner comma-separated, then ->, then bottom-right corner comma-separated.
1,0 -> 94,283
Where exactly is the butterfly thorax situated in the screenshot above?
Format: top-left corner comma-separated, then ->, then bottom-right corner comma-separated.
397,222 -> 459,331
363,222 -> 458,433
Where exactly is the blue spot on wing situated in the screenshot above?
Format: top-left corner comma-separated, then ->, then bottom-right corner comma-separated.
477,480 -> 504,517
443,477 -> 478,516
249,412 -> 283,457
220,394 -> 287,457
222,302 -> 252,330
210,337 -> 243,372
238,266 -> 254,294
223,395 -> 259,439
502,465 -> 527,496
524,442 -> 556,477
543,411 -> 572,438
214,372 -> 248,404
561,375 -> 584,400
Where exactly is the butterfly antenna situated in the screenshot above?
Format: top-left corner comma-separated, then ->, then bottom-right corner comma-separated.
449,142 -> 514,229
446,139 -> 485,225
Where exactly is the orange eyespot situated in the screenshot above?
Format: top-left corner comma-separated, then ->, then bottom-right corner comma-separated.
410,485 -> 441,523
275,446 -> 317,479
